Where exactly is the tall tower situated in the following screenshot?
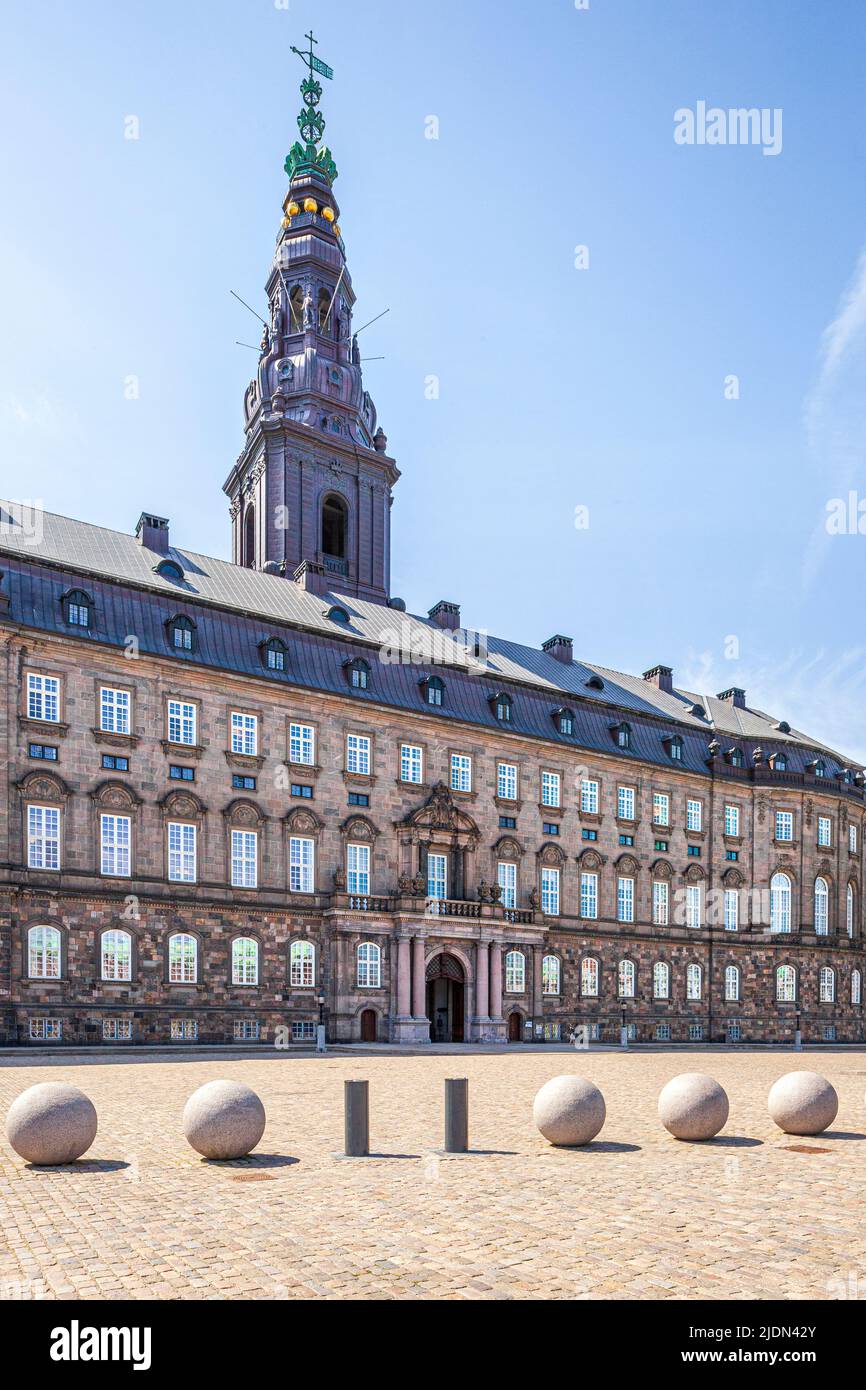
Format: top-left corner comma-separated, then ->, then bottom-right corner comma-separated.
223,33 -> 399,604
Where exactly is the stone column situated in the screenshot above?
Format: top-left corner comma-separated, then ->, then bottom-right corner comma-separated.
476,939 -> 490,1019
490,942 -> 503,1019
397,936 -> 411,1017
533,947 -> 543,1017
412,934 -> 426,1018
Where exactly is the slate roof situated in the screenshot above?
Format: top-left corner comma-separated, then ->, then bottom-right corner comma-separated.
0,501 -> 860,780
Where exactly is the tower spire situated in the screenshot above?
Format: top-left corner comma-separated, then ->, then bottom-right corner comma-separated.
285,30 -> 338,185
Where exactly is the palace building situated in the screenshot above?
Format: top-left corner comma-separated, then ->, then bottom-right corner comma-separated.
1,41 -> 864,1048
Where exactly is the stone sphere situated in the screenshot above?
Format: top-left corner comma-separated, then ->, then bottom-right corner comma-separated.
768,1071 -> 838,1136
533,1075 -> 606,1147
6,1083 -> 98,1165
182,1080 -> 266,1160
658,1072 -> 729,1141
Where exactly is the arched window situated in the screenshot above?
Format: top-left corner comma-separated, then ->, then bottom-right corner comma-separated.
156,558 -> 185,582
770,873 -> 792,933
168,932 -> 197,984
328,605 -> 350,624
814,760 -> 826,778
424,675 -> 444,707
357,941 -> 381,988
290,939 -> 315,987
289,284 -> 304,331
244,507 -> 256,568
814,876 -> 829,935
322,494 -> 348,559
317,287 -> 331,332
28,925 -> 61,979
63,588 -> 92,628
724,964 -> 740,1002
847,883 -> 855,938
541,954 -> 560,995
101,928 -> 132,982
263,637 -> 287,672
686,963 -> 702,1000
168,614 -> 195,652
852,968 -> 862,1005
581,957 -> 599,997
505,950 -> 526,993
774,752 -> 788,772
776,964 -> 797,1002
618,959 -> 636,998
232,937 -> 259,986
819,966 -> 835,1003
653,961 -> 670,999
729,747 -> 745,768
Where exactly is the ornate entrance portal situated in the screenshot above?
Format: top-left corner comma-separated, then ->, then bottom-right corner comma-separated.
425,953 -> 465,1043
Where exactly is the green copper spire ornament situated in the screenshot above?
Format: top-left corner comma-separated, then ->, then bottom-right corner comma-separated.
285,31 -> 338,185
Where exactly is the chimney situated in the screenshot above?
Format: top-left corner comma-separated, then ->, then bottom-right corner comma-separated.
428,600 -> 460,631
136,512 -> 170,555
717,687 -> 746,710
542,634 -> 574,665
643,664 -> 674,694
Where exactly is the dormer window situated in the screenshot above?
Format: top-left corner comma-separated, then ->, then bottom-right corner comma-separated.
491,692 -> 512,724
585,676 -> 605,691
771,752 -> 788,772
327,605 -> 350,624
728,747 -> 745,768
665,735 -> 683,762
555,708 -> 574,736
815,760 -> 826,777
156,559 -> 185,582
168,614 -> 195,652
261,637 -> 287,672
841,768 -> 854,785
62,589 -> 92,628
423,675 -> 444,707
775,720 -> 791,734
612,722 -> 631,750
346,658 -> 370,691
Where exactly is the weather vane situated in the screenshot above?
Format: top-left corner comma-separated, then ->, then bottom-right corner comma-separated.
285,30 -> 338,184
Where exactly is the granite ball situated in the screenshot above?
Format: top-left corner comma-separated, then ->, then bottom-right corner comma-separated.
658,1072 -> 729,1141
6,1083 -> 98,1165
182,1080 -> 266,1160
533,1075 -> 606,1147
768,1071 -> 838,1136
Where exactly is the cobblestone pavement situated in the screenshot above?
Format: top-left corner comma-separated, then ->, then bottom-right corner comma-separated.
1,1048 -> 865,1301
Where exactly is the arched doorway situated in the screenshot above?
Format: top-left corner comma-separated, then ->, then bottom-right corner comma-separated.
508,1011 -> 523,1043
425,953 -> 465,1043
360,1008 -> 377,1042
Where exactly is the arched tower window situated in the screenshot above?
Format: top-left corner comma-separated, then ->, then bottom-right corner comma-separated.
322,494 -> 348,560
318,287 -> 332,332
244,506 -> 256,569
289,285 -> 304,332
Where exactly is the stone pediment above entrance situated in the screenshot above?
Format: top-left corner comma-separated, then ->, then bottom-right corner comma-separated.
398,781 -> 479,842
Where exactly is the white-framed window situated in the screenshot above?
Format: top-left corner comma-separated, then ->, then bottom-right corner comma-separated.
450,753 -> 472,793
770,872 -> 792,933
652,791 -> 670,826
497,762 -> 517,801
817,816 -> 831,848
400,743 -> 423,784
167,699 -> 196,746
580,778 -> 599,814
167,821 -> 196,882
427,852 -> 447,900
653,961 -> 670,999
776,964 -> 796,1002
847,883 -> 855,938
688,1024 -> 704,1042
581,958 -> 599,997
727,1021 -> 742,1042
232,936 -> 259,985
170,1019 -> 198,1040
168,933 -> 197,984
27,804 -> 61,870
775,811 -> 794,842
541,771 -> 560,808
542,954 -> 560,995
231,829 -> 258,888
100,813 -> 131,877
231,711 -> 258,757
505,950 -> 526,993
233,1019 -> 260,1040
357,941 -> 381,988
617,876 -> 634,923
289,836 -> 314,893
27,672 -> 60,723
347,842 -> 370,895
101,928 -> 132,981
290,939 -> 315,987
655,1023 -> 671,1041
289,722 -> 315,765
819,966 -> 835,1003
100,686 -> 130,735
685,884 -> 701,929
28,924 -> 61,979
497,861 -> 516,910
103,1018 -> 133,1041
291,1020 -> 316,1041
686,798 -> 702,832
346,734 -> 371,776
686,963 -> 702,1000
724,804 -> 739,837
652,879 -> 669,926
580,871 -> 598,919
617,785 -> 635,820
724,964 -> 740,1001
814,876 -> 829,935
849,824 -> 858,854
852,968 -> 862,1005
618,959 -> 636,998
724,888 -> 739,932
30,1018 -> 62,1041
540,866 -> 560,916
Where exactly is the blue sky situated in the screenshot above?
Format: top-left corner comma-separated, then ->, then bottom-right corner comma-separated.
2,0 -> 866,758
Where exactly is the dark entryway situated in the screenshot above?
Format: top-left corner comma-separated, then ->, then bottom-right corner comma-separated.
508,1011 -> 523,1042
425,953 -> 465,1042
360,1008 -> 377,1042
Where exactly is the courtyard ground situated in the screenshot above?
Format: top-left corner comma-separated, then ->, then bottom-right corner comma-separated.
1,1046 -> 865,1301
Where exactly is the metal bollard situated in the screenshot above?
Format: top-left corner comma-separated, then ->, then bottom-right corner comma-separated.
344,1079 -> 369,1156
444,1077 -> 468,1153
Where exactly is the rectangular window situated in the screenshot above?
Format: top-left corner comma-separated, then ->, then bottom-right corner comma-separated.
497,861 -> 516,909
27,804 -> 61,870
100,813 -> 131,877
580,778 -> 599,814
618,834 -> 634,847
348,792 -> 369,807
450,753 -> 472,793
617,876 -> 634,923
582,828 -> 597,841
231,829 -> 258,888
400,743 -> 423,784
29,743 -> 58,761
347,842 -> 370,895
543,822 -> 559,837
724,804 -> 740,837
291,1021 -> 316,1041
499,815 -> 517,829
346,734 -> 371,776
232,775 -> 257,792
427,852 -> 447,901
652,880 -> 669,926
167,821 -> 196,882
580,871 -> 598,920
686,884 -> 702,929
541,771 -> 561,808
103,1019 -> 133,1041
230,711 -> 258,757
289,722 -> 315,766
655,1023 -> 671,1042
289,836 -> 314,893
653,792 -> 670,826
654,839 -> 668,852
724,889 -> 739,931
617,785 -> 635,820
687,845 -> 701,858
26,673 -> 60,723
291,783 -> 313,799
170,1019 -> 198,1041
725,850 -> 739,861
728,1022 -> 741,1042
167,699 -> 196,746
30,1018 -> 62,1041
169,764 -> 195,781
540,867 -> 560,916
686,798 -> 702,832
100,686 -> 130,736
776,811 -> 793,842
817,816 -> 831,848
102,754 -> 129,772
233,1020 -> 260,1041
497,762 -> 517,800
850,825 -> 858,854
688,1024 -> 704,1042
